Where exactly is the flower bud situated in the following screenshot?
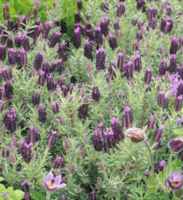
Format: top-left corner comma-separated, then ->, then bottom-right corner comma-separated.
84,40 -> 93,60
7,48 -> 16,65
0,45 -> 6,61
27,126 -> 40,144
38,70 -> 46,86
95,26 -> 103,45
49,32 -> 61,47
57,42 -> 68,61
136,0 -> 146,11
4,107 -> 17,133
125,127 -> 145,143
42,21 -> 54,39
117,52 -> 124,71
144,68 -> 152,85
100,16 -> 110,36
170,36 -> 179,54
116,2 -> 125,17
169,54 -> 176,73
154,127 -> 163,143
51,101 -> 60,113
111,117 -> 124,141
46,74 -> 56,91
159,60 -> 167,76
169,137 -> 183,153
48,130 -> 58,149
32,92 -> 40,106
147,114 -> 156,129
133,52 -> 142,71
4,81 -> 13,99
73,26 -> 81,48
157,91 -> 168,108
123,61 -> 134,80
160,17 -> 173,33
122,106 -> 133,128
104,128 -> 115,149
108,33 -> 117,50
154,160 -> 166,173
53,155 -> 64,168
166,172 -> 183,190
92,123 -> 105,151
21,180 -> 30,192
92,86 -> 100,101
20,139 -> 32,163
177,83 -> 183,97
33,53 -> 43,70
96,48 -> 106,70
37,104 -> 47,123
16,49 -> 27,66
175,96 -> 183,112
78,104 -> 89,119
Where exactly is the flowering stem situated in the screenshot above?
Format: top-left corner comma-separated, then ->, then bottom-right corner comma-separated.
46,192 -> 51,200
144,139 -> 153,173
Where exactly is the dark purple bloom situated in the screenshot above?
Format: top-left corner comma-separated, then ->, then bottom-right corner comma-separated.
154,127 -> 163,143
7,48 -> 16,65
169,54 -> 177,72
57,42 -> 68,61
78,104 -> 89,119
84,24 -> 94,41
95,26 -> 103,45
104,128 -> 116,149
133,52 -> 142,71
175,96 -> 183,112
37,104 -> 47,123
147,8 -> 157,21
42,21 -> 54,39
92,86 -> 100,101
20,139 -> 32,163
73,26 -> 81,48
160,17 -> 173,33
48,130 -> 58,149
122,106 -> 133,128
100,16 -> 110,36
117,52 -> 124,71
166,172 -> 183,190
111,117 -> 124,141
144,68 -> 152,85
177,82 -> 183,97
154,160 -> 166,173
170,37 -> 179,54
123,61 -> 134,80
116,2 -> 125,17
84,40 -> 93,60
21,180 -> 30,192
43,171 -> 66,191
0,44 -> 6,61
16,49 -> 27,66
53,155 -> 64,168
27,24 -> 42,41
46,74 -> 56,91
96,48 -> 106,70
108,33 -> 117,50
157,91 -> 168,108
27,126 -> 40,144
147,114 -> 156,129
4,107 -> 17,133
159,60 -> 167,76
49,32 -> 61,47
51,101 -> 60,113
136,0 -> 145,11
92,123 -> 105,151
169,137 -> 183,152
4,81 -> 13,99
32,92 -> 40,106
33,53 -> 43,70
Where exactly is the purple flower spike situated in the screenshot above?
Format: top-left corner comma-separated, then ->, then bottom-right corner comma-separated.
175,96 -> 183,112
100,16 -> 110,36
111,117 -> 124,141
108,33 -> 117,50
84,40 -> 93,60
37,104 -> 47,123
78,104 -> 89,119
89,191 -> 97,200
33,53 -> 43,70
122,106 -> 133,128
20,139 -> 32,163
8,48 -> 16,65
117,52 -> 124,71
95,26 -> 103,45
27,126 -> 40,144
46,74 -> 56,91
133,52 -> 142,71
136,0 -> 146,11
154,160 -> 166,173
32,92 -> 40,106
144,68 -> 152,85
4,107 -> 17,133
52,101 -> 60,113
116,2 -> 125,17
166,172 -> 183,190
43,171 -> 66,192
159,60 -> 167,76
92,86 -> 100,102
53,155 -> 64,168
169,54 -> 177,73
123,61 -> 134,80
170,37 -> 179,54
160,17 -> 173,33
96,48 -> 106,70
73,26 -> 81,48
169,137 -> 183,153
16,48 -> 27,66
4,81 -> 13,99
0,44 -> 6,61
48,130 -> 58,149
157,91 -> 168,108
154,127 -> 163,143
92,123 -> 105,151
49,32 -> 62,47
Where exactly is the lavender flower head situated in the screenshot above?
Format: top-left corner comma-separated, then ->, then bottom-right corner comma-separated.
43,171 -> 66,191
168,73 -> 183,96
168,137 -> 183,153
166,171 -> 183,190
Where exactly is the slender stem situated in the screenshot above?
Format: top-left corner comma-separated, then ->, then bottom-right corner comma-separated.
144,139 -> 153,173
